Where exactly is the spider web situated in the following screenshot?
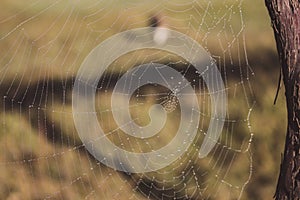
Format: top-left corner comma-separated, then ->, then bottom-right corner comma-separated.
0,0 -> 255,199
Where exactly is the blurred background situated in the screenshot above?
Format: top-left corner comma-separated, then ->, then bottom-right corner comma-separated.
0,0 -> 286,199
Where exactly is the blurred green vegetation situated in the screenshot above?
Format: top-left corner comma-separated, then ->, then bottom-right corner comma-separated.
0,0 -> 287,199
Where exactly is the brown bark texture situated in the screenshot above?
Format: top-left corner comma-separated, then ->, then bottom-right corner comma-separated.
265,0 -> 300,199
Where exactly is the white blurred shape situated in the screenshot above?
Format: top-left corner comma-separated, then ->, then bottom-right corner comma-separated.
153,27 -> 170,45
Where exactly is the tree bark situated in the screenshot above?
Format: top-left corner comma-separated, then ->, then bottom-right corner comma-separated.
265,0 -> 300,199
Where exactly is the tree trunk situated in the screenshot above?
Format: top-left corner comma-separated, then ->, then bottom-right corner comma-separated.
265,0 -> 300,199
